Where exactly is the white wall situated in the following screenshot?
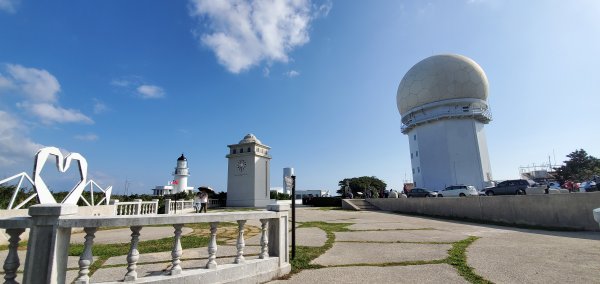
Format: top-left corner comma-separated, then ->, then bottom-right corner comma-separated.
409,118 -> 491,191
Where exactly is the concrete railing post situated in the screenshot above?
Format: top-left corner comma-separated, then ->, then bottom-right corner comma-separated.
23,204 -> 78,284
152,199 -> 159,214
593,208 -> 600,227
111,200 -> 120,215
133,199 -> 142,215
165,199 -> 171,215
266,204 -> 290,266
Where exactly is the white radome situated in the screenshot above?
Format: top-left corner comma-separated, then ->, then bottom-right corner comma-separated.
397,54 -> 489,115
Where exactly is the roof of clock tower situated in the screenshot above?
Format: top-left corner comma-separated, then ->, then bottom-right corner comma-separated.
239,133 -> 262,144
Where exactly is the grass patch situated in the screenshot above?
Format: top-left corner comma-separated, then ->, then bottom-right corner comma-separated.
445,236 -> 493,284
289,222 -> 352,274
312,207 -> 343,211
338,240 -> 453,245
349,228 -> 436,232
330,259 -> 446,268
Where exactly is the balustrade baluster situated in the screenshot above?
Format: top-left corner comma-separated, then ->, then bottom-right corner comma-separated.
259,219 -> 269,259
170,224 -> 183,275
124,226 -> 142,281
235,220 -> 246,264
3,228 -> 25,284
206,222 -> 218,268
75,227 -> 97,284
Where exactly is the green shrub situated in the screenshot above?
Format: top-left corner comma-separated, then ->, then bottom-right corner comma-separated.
310,197 -> 342,207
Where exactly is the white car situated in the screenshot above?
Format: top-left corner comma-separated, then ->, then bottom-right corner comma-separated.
438,185 -> 479,197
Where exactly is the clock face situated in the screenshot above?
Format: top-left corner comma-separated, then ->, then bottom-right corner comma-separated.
236,159 -> 247,172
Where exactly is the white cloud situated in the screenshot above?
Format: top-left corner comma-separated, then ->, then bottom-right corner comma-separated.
0,0 -> 19,13
18,102 -> 94,124
110,78 -> 132,87
0,64 -> 94,125
0,74 -> 13,89
92,98 -> 109,114
0,111 -> 44,167
6,64 -> 60,103
136,84 -> 165,99
285,70 -> 300,77
74,133 -> 98,141
189,0 -> 329,73
112,77 -> 166,100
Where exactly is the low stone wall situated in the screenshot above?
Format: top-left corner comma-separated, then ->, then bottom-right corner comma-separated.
367,192 -> 600,231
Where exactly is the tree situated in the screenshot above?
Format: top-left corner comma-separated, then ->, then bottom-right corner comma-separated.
337,176 -> 387,196
554,149 -> 600,183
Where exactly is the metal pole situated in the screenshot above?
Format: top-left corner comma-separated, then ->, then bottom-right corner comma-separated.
291,175 -> 296,260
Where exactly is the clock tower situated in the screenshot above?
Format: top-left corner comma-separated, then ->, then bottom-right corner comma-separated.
226,133 -> 273,207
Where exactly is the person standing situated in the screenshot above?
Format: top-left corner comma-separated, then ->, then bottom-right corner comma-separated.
199,191 -> 208,213
194,192 -> 202,213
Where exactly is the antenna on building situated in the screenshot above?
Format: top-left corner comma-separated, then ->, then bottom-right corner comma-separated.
124,177 -> 131,196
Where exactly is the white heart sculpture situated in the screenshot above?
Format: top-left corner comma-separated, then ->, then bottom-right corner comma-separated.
33,147 -> 88,205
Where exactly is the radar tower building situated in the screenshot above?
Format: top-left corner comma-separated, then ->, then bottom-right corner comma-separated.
397,54 -> 494,190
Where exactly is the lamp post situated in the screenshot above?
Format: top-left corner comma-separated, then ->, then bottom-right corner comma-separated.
291,175 -> 296,260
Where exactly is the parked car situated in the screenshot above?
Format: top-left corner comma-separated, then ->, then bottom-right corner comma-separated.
548,181 -> 561,189
580,181 -> 597,192
484,179 -> 535,196
438,185 -> 478,197
406,187 -> 438,198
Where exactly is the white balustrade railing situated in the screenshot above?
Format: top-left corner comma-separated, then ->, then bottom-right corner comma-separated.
114,199 -> 159,215
164,199 -> 195,214
0,204 -> 290,283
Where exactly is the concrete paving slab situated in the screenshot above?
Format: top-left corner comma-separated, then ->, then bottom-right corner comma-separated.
335,229 -> 467,243
103,245 -> 261,266
70,226 -> 193,244
468,230 -> 600,283
295,227 -> 327,247
348,222 -> 433,230
0,250 -> 91,270
269,264 -> 467,284
311,242 -> 450,266
1,270 -> 79,283
242,227 -> 326,247
91,256 -> 239,282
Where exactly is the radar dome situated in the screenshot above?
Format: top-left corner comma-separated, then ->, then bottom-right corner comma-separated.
396,54 -> 489,115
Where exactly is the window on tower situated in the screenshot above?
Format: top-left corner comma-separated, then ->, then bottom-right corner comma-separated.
240,148 -> 244,153
417,167 -> 420,173
233,149 -> 236,154
411,153 -> 413,159
416,151 -> 419,157
413,135 -> 417,141
248,147 -> 251,152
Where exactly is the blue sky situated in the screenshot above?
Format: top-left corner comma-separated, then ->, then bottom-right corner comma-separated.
0,0 -> 599,195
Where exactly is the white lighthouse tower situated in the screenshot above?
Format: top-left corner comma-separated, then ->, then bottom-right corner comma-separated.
397,54 -> 493,191
172,154 -> 192,194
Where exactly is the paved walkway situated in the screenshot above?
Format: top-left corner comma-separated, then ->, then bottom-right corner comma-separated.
3,208 -> 600,283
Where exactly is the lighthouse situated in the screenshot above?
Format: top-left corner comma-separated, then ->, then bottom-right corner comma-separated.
173,154 -> 191,193
151,154 -> 195,195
